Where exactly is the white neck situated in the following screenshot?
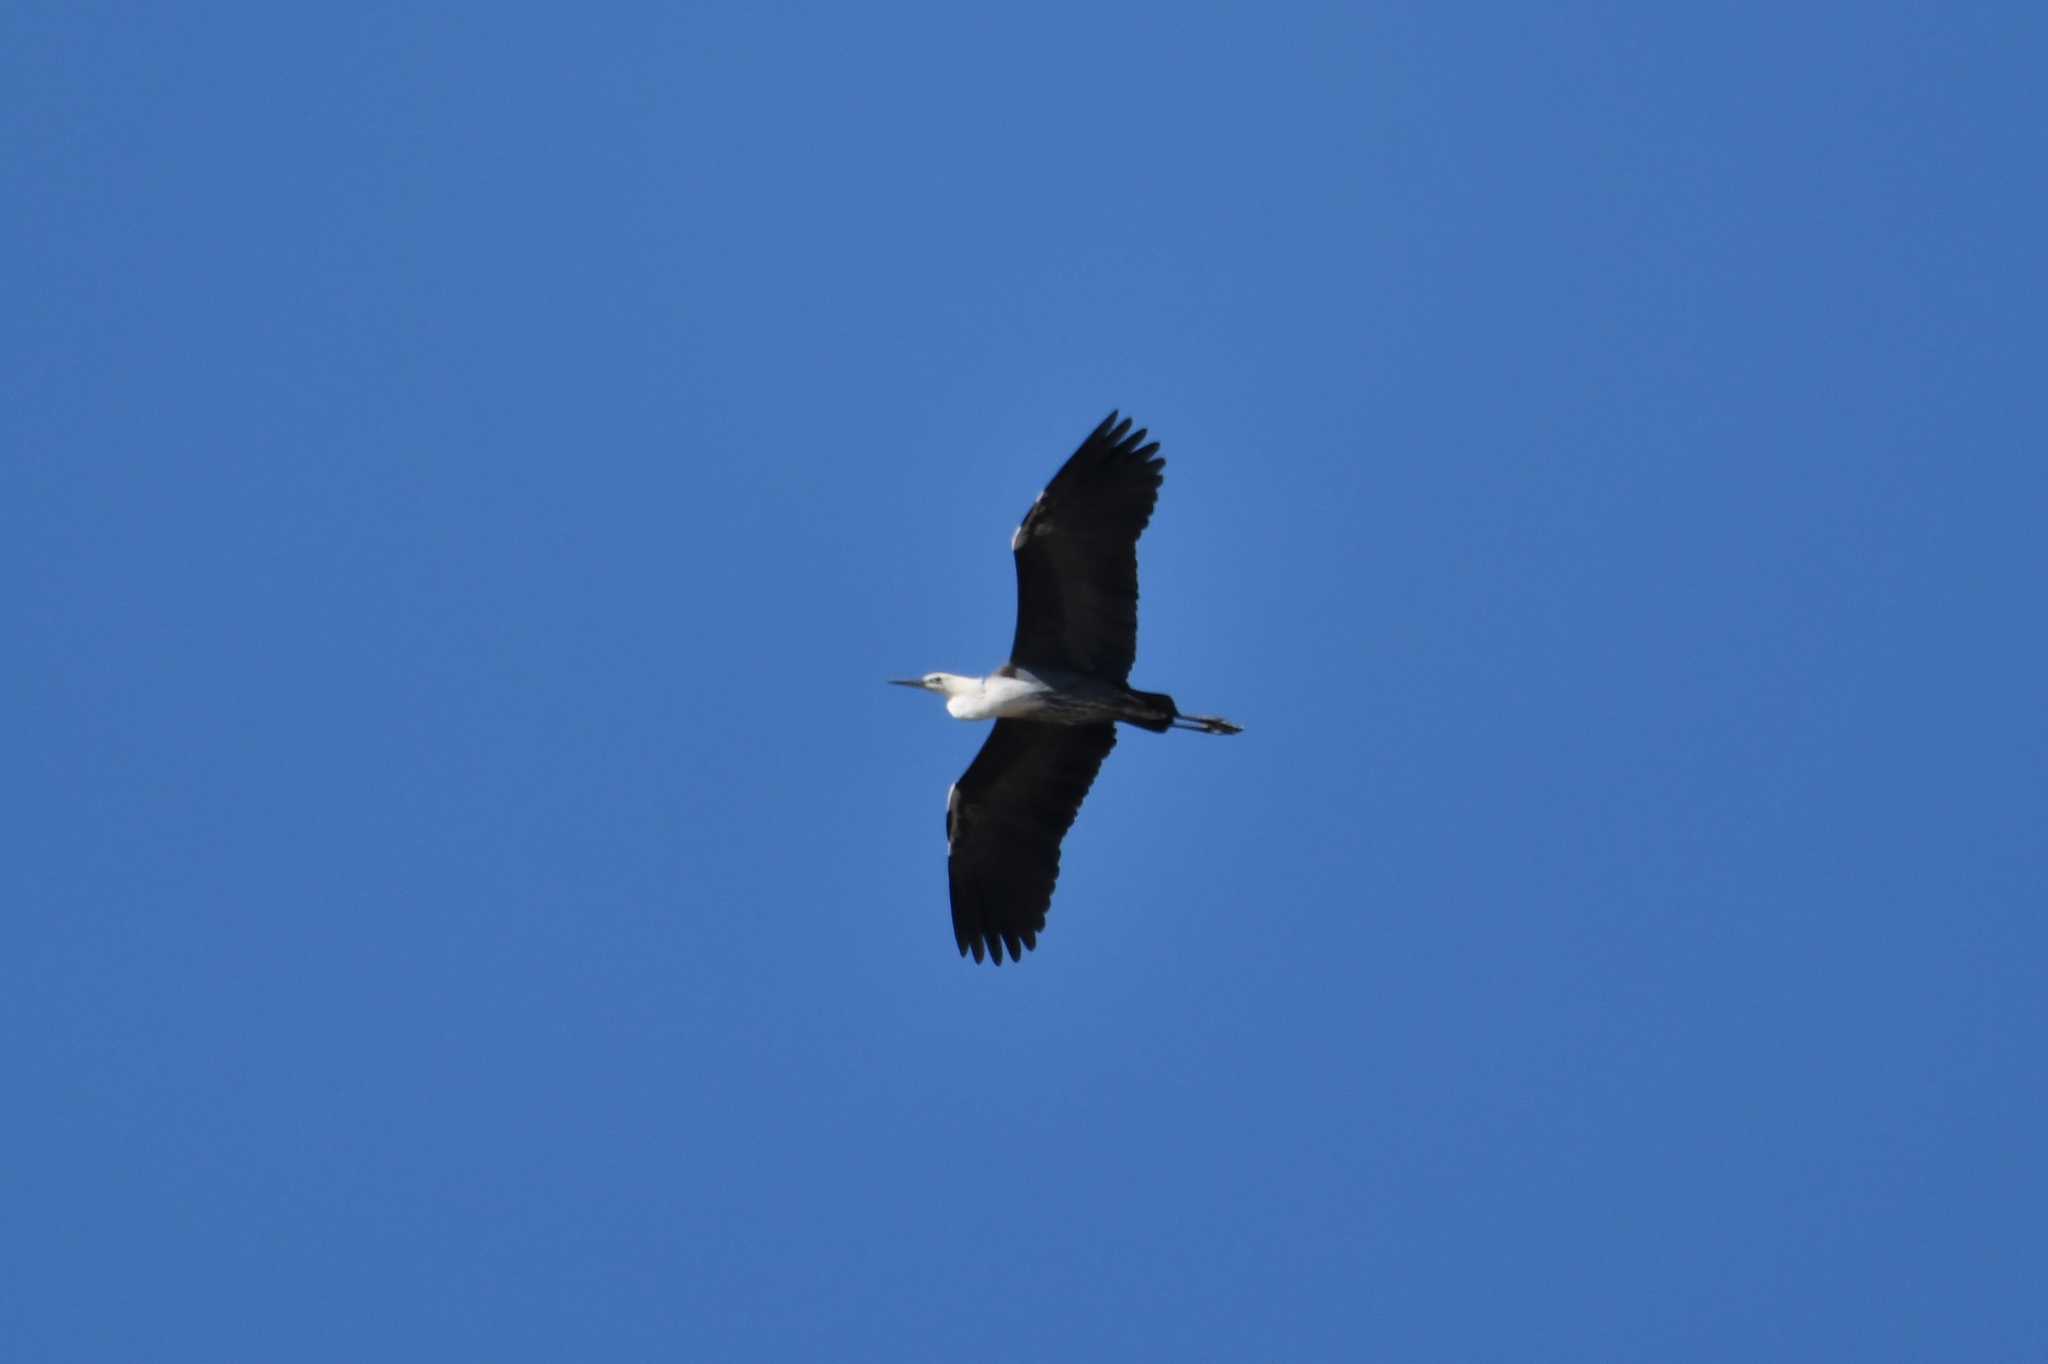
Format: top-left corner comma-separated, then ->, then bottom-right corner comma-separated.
945,673 -> 1048,722
937,673 -> 987,719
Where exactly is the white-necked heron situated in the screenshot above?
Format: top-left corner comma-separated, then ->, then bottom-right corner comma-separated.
893,412 -> 1241,964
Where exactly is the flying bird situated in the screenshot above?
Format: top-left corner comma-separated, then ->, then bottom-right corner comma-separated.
892,412 -> 1241,964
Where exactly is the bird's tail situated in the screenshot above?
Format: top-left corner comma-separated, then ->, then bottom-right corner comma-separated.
1125,688 -> 1243,736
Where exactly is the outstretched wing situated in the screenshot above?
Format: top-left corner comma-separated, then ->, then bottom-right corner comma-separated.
1007,412 -> 1164,682
946,720 -> 1118,964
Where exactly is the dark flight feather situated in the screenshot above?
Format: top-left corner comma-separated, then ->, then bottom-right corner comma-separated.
1007,412 -> 1164,683
946,720 -> 1118,964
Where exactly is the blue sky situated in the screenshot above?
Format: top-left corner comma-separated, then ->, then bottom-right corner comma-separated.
6,2 -> 2044,1359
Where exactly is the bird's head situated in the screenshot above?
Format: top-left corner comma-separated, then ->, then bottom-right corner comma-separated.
889,672 -> 976,699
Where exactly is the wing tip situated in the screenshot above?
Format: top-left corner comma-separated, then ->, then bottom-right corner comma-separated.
956,926 -> 1043,966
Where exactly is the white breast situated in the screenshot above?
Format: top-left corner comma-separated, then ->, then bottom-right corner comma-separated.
946,675 -> 1045,721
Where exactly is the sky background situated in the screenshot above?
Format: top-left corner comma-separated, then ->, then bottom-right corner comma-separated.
6,3 -> 2045,1359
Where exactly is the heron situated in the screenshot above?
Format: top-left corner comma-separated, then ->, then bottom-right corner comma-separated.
892,411 -> 1242,965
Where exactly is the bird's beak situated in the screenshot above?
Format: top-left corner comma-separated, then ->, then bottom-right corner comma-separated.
887,679 -> 926,689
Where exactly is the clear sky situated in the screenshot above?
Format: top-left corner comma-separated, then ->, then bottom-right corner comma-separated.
6,3 -> 2044,1359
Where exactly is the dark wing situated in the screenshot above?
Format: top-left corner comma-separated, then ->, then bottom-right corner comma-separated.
946,720 -> 1118,964
1007,412 -> 1164,682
